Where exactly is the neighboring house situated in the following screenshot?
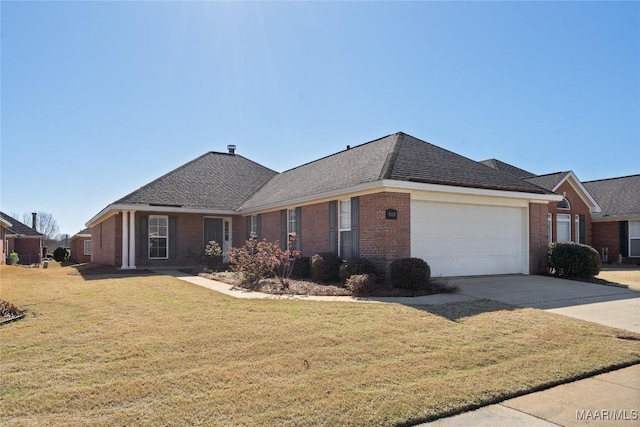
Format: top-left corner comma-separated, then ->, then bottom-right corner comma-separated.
1,216 -> 11,265
584,175 -> 640,264
69,228 -> 92,263
87,132 -> 561,277
0,212 -> 45,265
481,160 -> 639,265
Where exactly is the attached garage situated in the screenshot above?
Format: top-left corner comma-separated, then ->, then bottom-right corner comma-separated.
411,199 -> 528,277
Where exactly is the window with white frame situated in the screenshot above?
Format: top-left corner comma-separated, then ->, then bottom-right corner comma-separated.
287,209 -> 297,242
224,220 -> 230,243
83,240 -> 92,256
557,198 -> 570,210
250,215 -> 258,237
149,215 -> 168,259
547,213 -> 553,244
339,199 -> 352,260
630,221 -> 640,257
556,214 -> 571,243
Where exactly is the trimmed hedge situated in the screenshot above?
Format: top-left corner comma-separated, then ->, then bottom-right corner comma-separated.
339,257 -> 376,282
310,252 -> 342,282
390,257 -> 431,290
53,247 -> 70,263
547,242 -> 600,278
346,274 -> 376,296
290,256 -> 311,279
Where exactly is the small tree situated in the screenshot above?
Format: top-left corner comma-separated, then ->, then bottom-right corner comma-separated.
53,247 -> 70,263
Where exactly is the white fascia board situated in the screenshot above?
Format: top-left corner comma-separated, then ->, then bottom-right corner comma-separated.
240,179 -> 562,215
86,204 -> 237,228
553,171 -> 602,213
1,218 -> 12,228
383,180 -> 563,203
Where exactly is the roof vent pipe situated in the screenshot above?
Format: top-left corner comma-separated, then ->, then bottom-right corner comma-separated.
32,212 -> 37,230
227,145 -> 236,155
346,145 -> 351,150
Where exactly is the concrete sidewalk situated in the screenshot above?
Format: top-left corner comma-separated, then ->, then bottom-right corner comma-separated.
424,364 -> 640,426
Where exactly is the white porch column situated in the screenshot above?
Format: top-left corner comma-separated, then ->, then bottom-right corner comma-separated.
121,211 -> 129,269
128,211 -> 136,269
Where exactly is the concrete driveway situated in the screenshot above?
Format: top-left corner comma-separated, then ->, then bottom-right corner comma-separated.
448,274 -> 640,333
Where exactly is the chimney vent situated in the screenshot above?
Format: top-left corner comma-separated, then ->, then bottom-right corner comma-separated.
346,145 -> 351,150
227,144 -> 236,154
32,212 -> 37,230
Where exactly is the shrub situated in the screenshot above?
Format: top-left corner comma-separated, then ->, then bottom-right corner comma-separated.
548,242 -> 600,278
310,252 -> 342,282
7,252 -> 19,266
228,239 -> 280,285
390,257 -> 431,290
290,256 -> 311,279
346,274 -> 376,296
339,257 -> 376,282
53,247 -> 70,263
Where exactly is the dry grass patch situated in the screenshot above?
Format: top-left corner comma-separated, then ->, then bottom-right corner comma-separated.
1,265 -> 639,426
596,269 -> 640,291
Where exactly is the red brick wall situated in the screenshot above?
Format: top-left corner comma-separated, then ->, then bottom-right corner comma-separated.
529,203 -> 550,274
300,202 -> 330,256
359,192 -> 411,268
70,237 -> 92,264
260,211 -> 282,244
548,181 -> 592,246
592,221 -> 620,263
12,237 -> 42,264
91,214 -> 119,265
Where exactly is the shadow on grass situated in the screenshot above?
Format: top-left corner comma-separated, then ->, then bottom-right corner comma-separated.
70,264 -> 155,281
409,299 -> 517,322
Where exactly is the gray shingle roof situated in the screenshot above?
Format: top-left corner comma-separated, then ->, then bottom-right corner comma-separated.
241,132 -> 549,210
0,212 -> 44,237
115,152 -> 277,210
479,158 -> 536,179
72,228 -> 91,238
524,172 -> 571,191
583,175 -> 640,219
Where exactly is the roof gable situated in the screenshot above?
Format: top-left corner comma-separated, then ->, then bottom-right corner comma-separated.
115,152 -> 277,211
584,174 -> 640,219
526,172 -> 601,213
241,132 -> 549,211
0,212 -> 44,237
524,172 -> 570,191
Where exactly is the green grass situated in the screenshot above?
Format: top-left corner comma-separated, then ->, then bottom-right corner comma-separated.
1,265 -> 639,426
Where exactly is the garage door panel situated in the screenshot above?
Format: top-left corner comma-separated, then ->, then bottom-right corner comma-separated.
411,201 -> 525,277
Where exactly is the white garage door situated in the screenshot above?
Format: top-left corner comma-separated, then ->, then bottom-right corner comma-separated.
411,201 -> 526,277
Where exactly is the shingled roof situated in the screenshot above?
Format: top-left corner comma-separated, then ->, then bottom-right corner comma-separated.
523,172 -> 571,191
583,175 -> 640,220
115,152 -> 277,211
241,132 -> 550,211
0,212 -> 44,237
479,158 -> 536,179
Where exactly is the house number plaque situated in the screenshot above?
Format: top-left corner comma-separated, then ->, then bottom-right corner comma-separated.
385,209 -> 398,220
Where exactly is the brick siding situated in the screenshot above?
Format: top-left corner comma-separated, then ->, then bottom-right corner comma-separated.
548,181 -> 592,246
529,203 -> 550,274
70,237 -> 92,264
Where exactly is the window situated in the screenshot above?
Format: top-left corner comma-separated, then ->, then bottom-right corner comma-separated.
630,221 -> 640,257
556,214 -> 571,242
557,198 -> 570,210
149,215 -> 168,259
224,220 -> 230,242
287,209 -> 296,238
250,215 -> 258,237
547,213 -> 553,244
339,199 -> 352,260
83,240 -> 92,256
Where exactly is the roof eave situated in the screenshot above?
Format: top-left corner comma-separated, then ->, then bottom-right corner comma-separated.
86,204 -> 238,228
553,172 -> 602,213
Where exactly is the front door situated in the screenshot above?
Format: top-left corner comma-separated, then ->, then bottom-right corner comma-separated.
204,218 -> 223,265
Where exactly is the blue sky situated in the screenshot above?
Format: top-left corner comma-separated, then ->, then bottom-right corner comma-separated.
2,1 -> 638,236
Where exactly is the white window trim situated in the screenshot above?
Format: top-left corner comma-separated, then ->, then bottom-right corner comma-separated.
149,215 -> 169,259
557,198 -> 571,210
83,240 -> 92,256
250,215 -> 258,235
547,213 -> 553,244
556,214 -> 571,243
287,209 -> 297,239
338,199 -> 352,259
629,220 -> 640,257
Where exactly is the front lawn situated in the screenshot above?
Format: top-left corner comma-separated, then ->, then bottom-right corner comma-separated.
1,265 -> 639,426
